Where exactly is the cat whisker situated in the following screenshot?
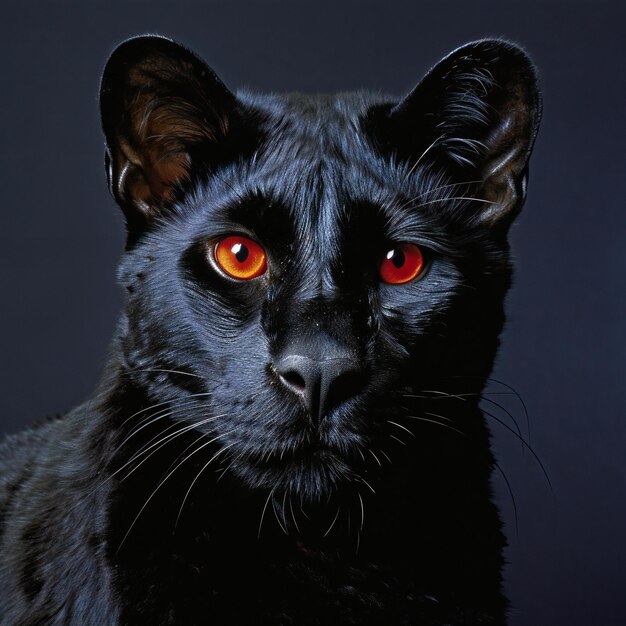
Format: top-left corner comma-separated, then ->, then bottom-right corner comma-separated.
401,387 -> 526,441
299,500 -> 311,521
272,494 -> 289,536
117,428 -> 239,552
485,377 -> 532,443
418,195 -> 496,207
403,391 -> 518,400
388,434 -> 407,446
216,457 -> 239,483
398,180 -> 482,209
123,405 -> 179,442
494,460 -> 519,536
119,413 -> 225,482
481,396 -> 524,450
115,395 -> 194,433
357,491 -> 365,534
481,407 -> 552,491
377,448 -> 393,465
117,391 -> 215,450
162,430 -> 212,481
288,492 -> 300,535
118,394 -> 213,451
125,409 -> 201,462
405,414 -> 466,437
357,476 -> 376,495
258,486 -> 277,540
128,367 -> 204,379
414,179 -> 482,199
65,411 -> 224,519
356,491 -> 365,554
437,374 -> 532,441
405,135 -> 445,178
420,410 -> 455,424
174,441 -> 237,529
391,179 -> 480,214
282,490 -> 289,533
323,506 -> 341,538
402,380 -> 543,503
367,448 -> 382,467
387,420 -> 415,438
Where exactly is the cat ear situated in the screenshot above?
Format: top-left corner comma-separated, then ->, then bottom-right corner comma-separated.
100,35 -> 239,238
370,39 -> 541,231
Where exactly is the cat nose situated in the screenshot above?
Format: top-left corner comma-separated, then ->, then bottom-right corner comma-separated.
274,352 -> 365,423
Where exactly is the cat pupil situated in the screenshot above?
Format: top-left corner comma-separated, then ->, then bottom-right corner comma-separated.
388,248 -> 405,269
232,243 -> 249,263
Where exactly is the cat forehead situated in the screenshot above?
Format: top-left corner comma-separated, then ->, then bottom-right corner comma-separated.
226,91 -> 421,213
243,91 -> 389,169
176,91 -> 437,249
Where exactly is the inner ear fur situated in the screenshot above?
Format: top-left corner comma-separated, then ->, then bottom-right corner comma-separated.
100,35 -> 237,234
370,39 -> 542,231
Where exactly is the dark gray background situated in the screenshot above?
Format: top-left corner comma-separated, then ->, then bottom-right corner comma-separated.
1,1 -> 624,624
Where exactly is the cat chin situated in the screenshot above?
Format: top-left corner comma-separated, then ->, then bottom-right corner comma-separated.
231,448 -> 358,500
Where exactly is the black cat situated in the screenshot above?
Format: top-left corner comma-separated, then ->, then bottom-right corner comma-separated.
0,36 -> 541,624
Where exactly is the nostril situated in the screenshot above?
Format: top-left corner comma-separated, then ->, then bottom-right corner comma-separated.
324,367 -> 366,414
279,370 -> 306,393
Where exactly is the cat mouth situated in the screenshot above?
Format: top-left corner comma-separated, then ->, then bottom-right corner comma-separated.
235,441 -> 359,495
246,445 -> 340,471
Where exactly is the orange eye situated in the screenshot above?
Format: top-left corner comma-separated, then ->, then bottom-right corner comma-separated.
214,235 -> 267,280
379,243 -> 424,284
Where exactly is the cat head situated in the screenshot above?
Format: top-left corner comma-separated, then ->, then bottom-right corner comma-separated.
100,36 -> 540,503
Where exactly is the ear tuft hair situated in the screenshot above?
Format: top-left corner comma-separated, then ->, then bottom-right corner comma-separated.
365,39 -> 542,232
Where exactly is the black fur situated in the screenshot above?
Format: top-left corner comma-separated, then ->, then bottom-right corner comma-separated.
0,36 -> 541,624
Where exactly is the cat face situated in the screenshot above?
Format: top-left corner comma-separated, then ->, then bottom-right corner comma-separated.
101,36 -> 540,502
